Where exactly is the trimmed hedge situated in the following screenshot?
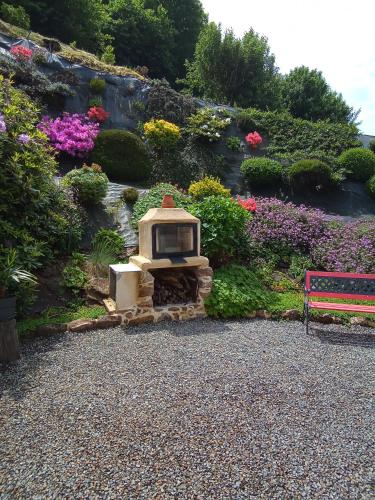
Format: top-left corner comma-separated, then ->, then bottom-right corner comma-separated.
92,130 -> 151,182
240,157 -> 283,186
236,108 -> 361,157
288,159 -> 333,190
337,148 -> 375,182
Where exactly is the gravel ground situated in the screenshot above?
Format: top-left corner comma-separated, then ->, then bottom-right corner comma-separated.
1,319 -> 374,499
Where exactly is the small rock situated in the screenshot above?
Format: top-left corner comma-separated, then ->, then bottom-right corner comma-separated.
315,313 -> 336,324
35,323 -> 68,336
67,319 -> 96,332
350,316 -> 375,328
94,315 -> 122,329
281,309 -> 301,321
256,310 -> 272,319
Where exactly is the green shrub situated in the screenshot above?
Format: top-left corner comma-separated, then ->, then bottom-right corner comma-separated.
288,159 -> 333,190
367,174 -> 375,199
89,77 -> 106,95
240,157 -> 282,186
369,140 -> 375,154
0,3 -> 30,29
337,148 -> 375,182
122,187 -> 139,204
188,176 -> 231,200
61,164 -> 108,205
186,107 -> 231,142
205,264 -> 270,318
0,76 -> 83,277
288,254 -> 314,282
91,228 -> 124,257
132,183 -> 190,227
236,108 -> 360,157
226,136 -> 241,152
62,252 -> 88,296
92,130 -> 151,182
189,196 -> 251,262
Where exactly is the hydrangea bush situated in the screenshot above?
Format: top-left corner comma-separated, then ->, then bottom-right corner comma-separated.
38,113 -> 100,157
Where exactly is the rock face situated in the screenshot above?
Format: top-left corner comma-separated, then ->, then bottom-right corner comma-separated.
0,32 -> 150,130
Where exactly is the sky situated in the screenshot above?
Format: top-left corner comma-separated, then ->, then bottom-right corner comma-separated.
200,0 -> 375,135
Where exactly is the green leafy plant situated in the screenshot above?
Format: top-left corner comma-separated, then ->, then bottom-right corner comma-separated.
61,164 -> 108,206
337,148 -> 375,182
367,174 -> 375,199
188,176 -> 231,200
205,264 -> 270,318
186,107 -> 231,142
240,157 -> 283,186
288,159 -> 334,190
91,229 -> 124,258
226,136 -> 241,152
61,253 -> 88,296
189,196 -> 251,263
369,140 -> 375,154
288,254 -> 314,282
122,187 -> 139,205
0,249 -> 37,298
92,129 -> 151,182
89,77 -> 106,95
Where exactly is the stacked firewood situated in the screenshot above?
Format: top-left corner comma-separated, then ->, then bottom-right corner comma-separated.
152,268 -> 198,306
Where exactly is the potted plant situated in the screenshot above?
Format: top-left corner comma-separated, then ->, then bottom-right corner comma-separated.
0,249 -> 37,321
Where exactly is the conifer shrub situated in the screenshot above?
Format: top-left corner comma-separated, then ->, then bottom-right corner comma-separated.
89,77 -> 106,95
122,187 -> 139,204
92,129 -> 151,182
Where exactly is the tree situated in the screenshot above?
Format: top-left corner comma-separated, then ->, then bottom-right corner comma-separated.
282,66 -> 359,124
151,0 -> 207,81
9,0 -> 110,53
108,0 -> 175,79
182,23 -> 281,110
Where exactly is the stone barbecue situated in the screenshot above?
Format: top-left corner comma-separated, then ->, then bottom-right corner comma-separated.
105,195 -> 212,325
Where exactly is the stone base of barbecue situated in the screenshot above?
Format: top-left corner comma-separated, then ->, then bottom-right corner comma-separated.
106,265 -> 213,326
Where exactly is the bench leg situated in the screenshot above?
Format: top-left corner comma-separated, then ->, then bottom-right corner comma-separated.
305,304 -> 310,335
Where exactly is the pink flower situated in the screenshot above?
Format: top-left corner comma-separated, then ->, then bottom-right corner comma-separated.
245,131 -> 262,149
237,196 -> 257,212
10,45 -> 33,62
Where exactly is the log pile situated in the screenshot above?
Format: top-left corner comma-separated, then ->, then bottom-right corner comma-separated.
151,268 -> 198,306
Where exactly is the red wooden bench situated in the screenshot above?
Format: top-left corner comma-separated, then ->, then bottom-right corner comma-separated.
304,271 -> 375,334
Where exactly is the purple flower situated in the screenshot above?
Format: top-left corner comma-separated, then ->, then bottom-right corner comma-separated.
18,133 -> 31,144
0,114 -> 6,133
38,113 -> 100,157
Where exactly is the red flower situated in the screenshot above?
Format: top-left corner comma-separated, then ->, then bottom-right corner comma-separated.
10,45 -> 33,62
245,131 -> 262,149
237,196 -> 257,212
87,106 -> 110,123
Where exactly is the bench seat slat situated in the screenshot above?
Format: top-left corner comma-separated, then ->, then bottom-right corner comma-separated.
309,301 -> 375,313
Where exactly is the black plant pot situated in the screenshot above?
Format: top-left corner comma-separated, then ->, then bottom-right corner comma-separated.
0,296 -> 16,322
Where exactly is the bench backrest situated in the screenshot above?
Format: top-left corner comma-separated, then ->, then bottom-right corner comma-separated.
305,271 -> 375,301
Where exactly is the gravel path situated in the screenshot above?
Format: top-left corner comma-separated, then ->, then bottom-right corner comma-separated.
1,319 -> 374,498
